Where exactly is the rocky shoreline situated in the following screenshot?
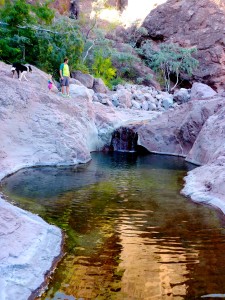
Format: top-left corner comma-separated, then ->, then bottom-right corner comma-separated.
1,61 -> 225,299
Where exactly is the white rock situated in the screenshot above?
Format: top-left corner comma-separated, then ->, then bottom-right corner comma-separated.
161,97 -> 173,110
70,84 -> 93,102
173,88 -> 190,104
0,197 -> 62,300
116,89 -> 132,108
70,78 -> 83,86
144,93 -> 156,103
131,100 -> 141,109
141,100 -> 149,110
147,101 -> 157,111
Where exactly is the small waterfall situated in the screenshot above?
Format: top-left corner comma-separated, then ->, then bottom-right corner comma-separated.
110,127 -> 138,152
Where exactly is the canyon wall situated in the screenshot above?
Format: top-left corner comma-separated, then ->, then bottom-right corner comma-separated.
142,0 -> 225,91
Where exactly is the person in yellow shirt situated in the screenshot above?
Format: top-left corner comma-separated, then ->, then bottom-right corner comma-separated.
59,57 -> 71,97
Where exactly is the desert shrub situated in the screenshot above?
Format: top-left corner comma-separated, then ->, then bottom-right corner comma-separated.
138,41 -> 199,91
111,49 -> 141,84
91,50 -> 116,88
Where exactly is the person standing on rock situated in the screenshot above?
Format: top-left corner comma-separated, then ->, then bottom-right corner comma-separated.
59,58 -> 71,97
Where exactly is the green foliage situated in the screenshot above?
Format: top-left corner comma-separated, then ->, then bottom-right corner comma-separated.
0,0 -> 158,88
138,41 -> 199,91
91,50 -> 116,88
109,76 -> 125,90
128,26 -> 148,48
136,77 -> 144,84
0,0 -> 35,28
0,0 -> 55,63
111,50 -> 140,79
75,61 -> 89,74
35,17 -> 84,77
31,1 -> 55,25
0,0 -> 84,78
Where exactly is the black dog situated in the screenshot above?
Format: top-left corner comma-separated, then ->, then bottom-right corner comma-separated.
11,63 -> 32,81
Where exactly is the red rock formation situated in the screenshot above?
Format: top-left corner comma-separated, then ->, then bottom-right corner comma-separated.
142,0 -> 225,92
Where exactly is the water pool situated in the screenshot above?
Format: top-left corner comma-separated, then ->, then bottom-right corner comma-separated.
2,153 -> 225,300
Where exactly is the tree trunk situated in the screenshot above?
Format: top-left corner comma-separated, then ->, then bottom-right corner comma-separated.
116,0 -> 128,11
69,0 -> 79,19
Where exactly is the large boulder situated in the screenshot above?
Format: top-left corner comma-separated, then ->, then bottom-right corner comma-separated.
186,104 -> 225,165
142,0 -> 225,91
136,97 -> 224,156
71,71 -> 94,89
0,198 -> 62,300
173,88 -> 191,104
69,84 -> 94,102
190,82 -> 217,100
93,78 -> 108,94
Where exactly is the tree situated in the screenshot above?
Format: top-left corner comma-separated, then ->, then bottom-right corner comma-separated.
91,50 -> 116,88
138,41 -> 199,92
0,0 -> 54,62
35,17 -> 84,76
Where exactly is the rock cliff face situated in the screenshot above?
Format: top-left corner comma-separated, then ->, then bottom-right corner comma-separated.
142,0 -> 225,91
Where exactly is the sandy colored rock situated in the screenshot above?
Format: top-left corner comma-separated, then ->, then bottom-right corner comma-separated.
93,78 -> 108,93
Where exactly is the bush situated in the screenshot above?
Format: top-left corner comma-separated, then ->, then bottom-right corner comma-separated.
138,41 -> 199,91
91,50 -> 116,88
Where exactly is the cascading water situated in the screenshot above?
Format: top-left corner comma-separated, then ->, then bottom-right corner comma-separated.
110,127 -> 138,152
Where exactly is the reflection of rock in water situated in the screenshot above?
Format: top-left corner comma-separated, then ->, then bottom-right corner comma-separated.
110,127 -> 138,152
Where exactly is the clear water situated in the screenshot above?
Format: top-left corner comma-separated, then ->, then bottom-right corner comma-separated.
2,152 -> 225,300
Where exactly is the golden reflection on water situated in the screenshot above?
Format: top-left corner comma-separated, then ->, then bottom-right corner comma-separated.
115,210 -> 199,300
